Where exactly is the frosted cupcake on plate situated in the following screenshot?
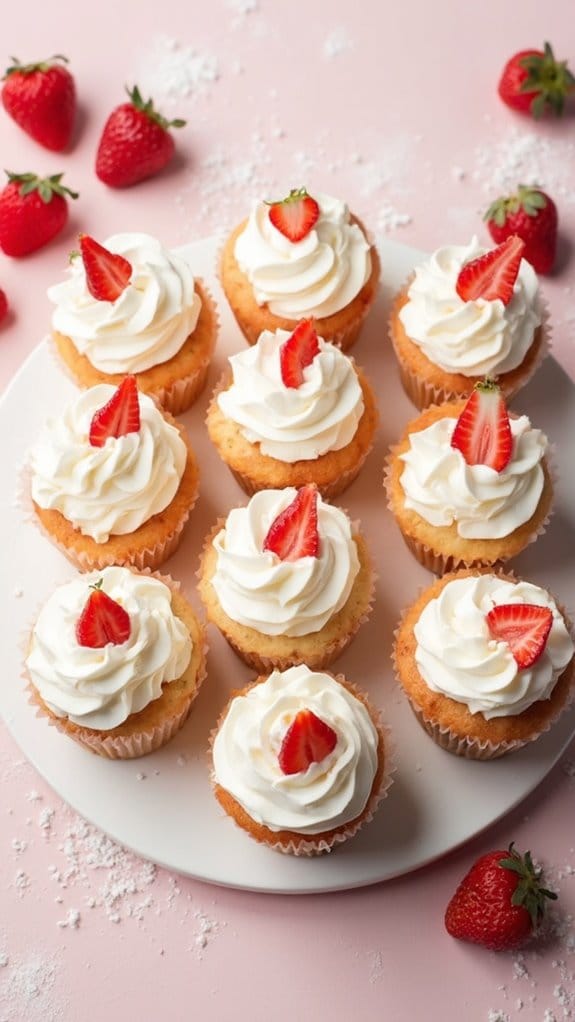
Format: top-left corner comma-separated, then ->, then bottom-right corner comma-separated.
220,188 -> 380,351
385,381 -> 553,575
206,319 -> 378,498
393,569 -> 574,759
389,235 -> 546,409
25,566 -> 206,759
28,376 -> 199,571
197,485 -> 373,671
210,663 -> 391,855
49,233 -> 217,414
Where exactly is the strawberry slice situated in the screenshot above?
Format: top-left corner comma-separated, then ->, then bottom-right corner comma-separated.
450,380 -> 512,472
486,603 -> 553,669
267,187 -> 320,242
278,708 -> 338,775
89,375 -> 141,448
455,235 -> 525,305
75,580 -> 131,648
280,318 -> 320,388
79,234 -> 132,301
263,485 -> 319,562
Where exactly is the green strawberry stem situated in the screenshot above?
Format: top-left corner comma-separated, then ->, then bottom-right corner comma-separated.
265,187 -> 311,207
3,55 -> 69,78
126,85 -> 186,130
4,171 -> 79,203
485,185 -> 548,229
520,41 -> 575,118
499,843 -> 557,930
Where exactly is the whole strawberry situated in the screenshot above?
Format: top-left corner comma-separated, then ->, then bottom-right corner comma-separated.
484,186 -> 558,275
95,85 -> 186,188
445,843 -> 557,951
498,42 -> 575,118
1,55 -> 76,151
0,171 -> 78,257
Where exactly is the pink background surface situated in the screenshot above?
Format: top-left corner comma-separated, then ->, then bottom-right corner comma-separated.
1,2 -> 575,1020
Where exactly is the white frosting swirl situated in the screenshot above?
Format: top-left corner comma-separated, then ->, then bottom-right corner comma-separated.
414,575 -> 574,719
30,384 -> 187,543
211,488 -> 359,637
26,567 -> 192,730
399,414 -> 547,539
48,232 -> 201,373
234,192 -> 372,318
399,237 -> 541,376
212,664 -> 379,834
217,329 -> 364,461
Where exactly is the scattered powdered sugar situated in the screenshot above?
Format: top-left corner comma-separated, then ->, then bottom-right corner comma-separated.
0,952 -> 62,1022
55,909 -> 80,930
376,202 -> 413,233
136,36 -> 219,103
487,1011 -> 510,1022
323,27 -> 353,59
0,954 -> 8,968
473,128 -> 575,203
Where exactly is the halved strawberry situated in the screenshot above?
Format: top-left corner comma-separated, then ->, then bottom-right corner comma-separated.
278,708 -> 338,775
267,187 -> 320,242
450,380 -> 512,472
89,375 -> 141,448
79,234 -> 132,302
263,485 -> 319,562
280,318 -> 320,388
75,580 -> 131,648
456,235 -> 525,306
486,603 -> 553,669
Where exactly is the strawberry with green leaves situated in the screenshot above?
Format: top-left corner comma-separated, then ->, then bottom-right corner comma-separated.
445,843 -> 557,951
498,42 -> 575,118
267,188 -> 320,242
0,171 -> 78,257
450,380 -> 513,473
1,55 -> 76,151
76,579 -> 131,648
95,86 -> 186,188
484,186 -> 558,275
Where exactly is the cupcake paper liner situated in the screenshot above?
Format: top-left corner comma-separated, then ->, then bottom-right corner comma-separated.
388,279 -> 551,412
22,569 -> 208,760
208,673 -> 396,856
391,570 -> 575,760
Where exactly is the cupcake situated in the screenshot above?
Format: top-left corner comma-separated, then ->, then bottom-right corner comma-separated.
206,319 -> 378,498
210,663 -> 390,855
393,569 -> 575,759
28,377 -> 199,572
197,485 -> 373,672
385,381 -> 553,575
220,188 -> 380,351
389,235 -> 546,410
24,566 -> 206,759
49,233 -> 217,415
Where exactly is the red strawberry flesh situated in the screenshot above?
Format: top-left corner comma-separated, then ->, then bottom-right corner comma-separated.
278,708 -> 338,775
456,235 -> 525,306
280,318 -> 320,388
89,375 -> 141,448
263,485 -> 319,562
79,234 -> 132,302
450,381 -> 513,472
75,584 -> 131,648
486,603 -> 553,669
268,188 -> 320,242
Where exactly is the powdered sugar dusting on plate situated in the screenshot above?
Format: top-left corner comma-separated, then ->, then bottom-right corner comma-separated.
136,36 -> 219,103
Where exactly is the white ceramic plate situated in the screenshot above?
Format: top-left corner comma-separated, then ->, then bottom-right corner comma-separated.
1,236 -> 574,895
